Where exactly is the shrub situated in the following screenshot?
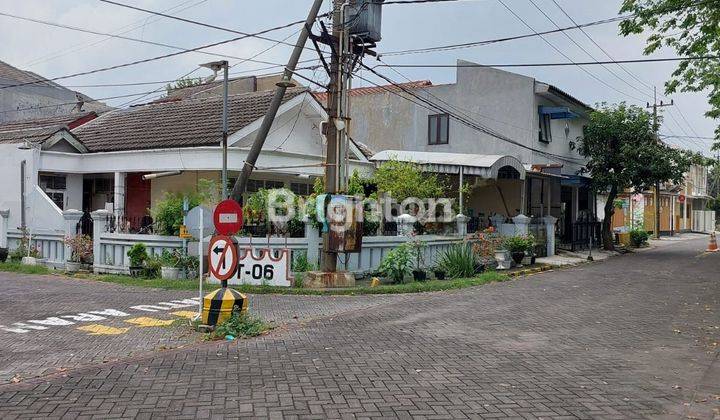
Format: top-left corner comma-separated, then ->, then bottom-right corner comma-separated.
629,228 -> 649,247
144,254 -> 162,278
504,235 -> 535,253
437,243 -> 475,279
159,249 -> 181,268
469,227 -> 504,261
152,193 -> 201,236
211,308 -> 268,340
64,234 -> 93,263
292,251 -> 315,273
379,243 -> 413,284
127,243 -> 148,267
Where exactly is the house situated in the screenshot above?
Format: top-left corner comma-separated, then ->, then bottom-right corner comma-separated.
344,60 -> 593,246
0,87 -> 372,238
0,60 -> 109,123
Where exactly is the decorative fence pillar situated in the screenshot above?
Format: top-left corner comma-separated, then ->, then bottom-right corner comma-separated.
543,215 -> 557,257
396,214 -> 416,236
0,209 -> 9,249
91,209 -> 110,267
62,209 -> 84,263
455,214 -> 469,236
490,214 -> 505,229
512,214 -> 531,236
303,216 -> 320,268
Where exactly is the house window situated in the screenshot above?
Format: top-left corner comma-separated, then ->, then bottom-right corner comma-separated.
428,114 -> 449,145
290,182 -> 312,196
39,174 -> 67,210
246,179 -> 264,193
539,113 -> 552,143
265,180 -> 285,190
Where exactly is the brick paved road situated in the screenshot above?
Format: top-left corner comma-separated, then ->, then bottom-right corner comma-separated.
0,238 -> 718,419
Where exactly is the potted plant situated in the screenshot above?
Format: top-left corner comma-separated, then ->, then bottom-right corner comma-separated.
378,243 -> 413,284
126,243 -> 148,278
432,264 -> 447,280
504,235 -> 533,266
470,227 -> 503,271
178,253 -> 200,279
408,235 -> 427,281
159,249 -> 182,280
64,234 -> 93,273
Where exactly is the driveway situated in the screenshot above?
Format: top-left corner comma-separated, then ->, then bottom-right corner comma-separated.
0,237 -> 718,419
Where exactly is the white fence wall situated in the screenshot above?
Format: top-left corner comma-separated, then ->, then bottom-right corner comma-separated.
94,232 -> 184,274
692,210 -> 716,233
7,229 -> 66,268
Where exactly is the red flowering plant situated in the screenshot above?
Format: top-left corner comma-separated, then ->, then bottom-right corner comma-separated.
467,227 -> 504,263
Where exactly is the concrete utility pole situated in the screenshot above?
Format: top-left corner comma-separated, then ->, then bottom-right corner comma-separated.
200,60 -> 229,199
647,86 -> 674,240
229,0 -> 325,203
320,0 -> 345,273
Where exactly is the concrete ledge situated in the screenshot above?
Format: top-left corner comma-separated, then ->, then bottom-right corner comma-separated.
304,271 -> 355,289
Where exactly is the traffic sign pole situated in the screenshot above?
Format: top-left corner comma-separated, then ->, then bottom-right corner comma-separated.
198,207 -> 204,318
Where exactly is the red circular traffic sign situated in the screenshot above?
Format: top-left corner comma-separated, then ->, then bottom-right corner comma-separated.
678,194 -> 686,204
208,235 -> 238,282
213,199 -> 243,235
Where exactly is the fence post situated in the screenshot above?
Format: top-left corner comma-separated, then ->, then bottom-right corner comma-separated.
455,214 -> 469,236
490,214 -> 505,229
91,209 -> 110,268
397,214 -> 416,236
0,209 -> 9,249
303,216 -> 320,268
512,214 -> 531,236
62,209 -> 84,263
543,216 -> 557,257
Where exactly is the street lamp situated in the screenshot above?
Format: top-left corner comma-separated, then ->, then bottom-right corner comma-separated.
200,60 -> 230,199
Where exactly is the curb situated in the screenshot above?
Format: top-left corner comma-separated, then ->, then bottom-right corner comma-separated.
506,264 -> 553,278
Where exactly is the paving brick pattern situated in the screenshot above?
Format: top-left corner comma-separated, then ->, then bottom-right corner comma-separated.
0,238 -> 718,419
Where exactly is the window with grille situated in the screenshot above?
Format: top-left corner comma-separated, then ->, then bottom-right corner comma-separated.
539,113 -> 552,143
290,182 -> 312,196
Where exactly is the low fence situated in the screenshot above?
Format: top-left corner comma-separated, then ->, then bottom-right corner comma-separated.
7,229 -> 66,268
94,232 -> 184,274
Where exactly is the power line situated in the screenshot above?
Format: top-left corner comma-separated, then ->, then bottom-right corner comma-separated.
660,134 -> 717,140
0,15 -> 316,91
0,10 -> 301,69
22,0 -> 209,67
374,55 -> 720,69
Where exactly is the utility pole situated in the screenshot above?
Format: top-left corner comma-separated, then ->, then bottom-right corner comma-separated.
229,0 -> 325,203
200,60 -> 229,199
647,86 -> 674,239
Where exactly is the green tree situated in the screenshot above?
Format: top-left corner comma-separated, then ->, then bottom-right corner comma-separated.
619,0 -> 720,145
572,104 -> 693,250
372,159 -> 446,202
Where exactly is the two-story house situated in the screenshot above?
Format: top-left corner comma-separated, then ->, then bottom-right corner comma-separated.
347,60 -> 593,244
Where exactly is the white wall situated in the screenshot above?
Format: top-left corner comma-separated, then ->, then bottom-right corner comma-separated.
65,173 -> 83,211
0,144 -> 39,230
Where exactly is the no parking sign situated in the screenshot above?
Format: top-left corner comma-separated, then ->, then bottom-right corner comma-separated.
208,235 -> 238,282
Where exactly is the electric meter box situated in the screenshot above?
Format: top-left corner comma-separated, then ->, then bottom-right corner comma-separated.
317,194 -> 364,253
346,0 -> 385,43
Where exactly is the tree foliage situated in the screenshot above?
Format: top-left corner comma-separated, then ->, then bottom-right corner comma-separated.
619,0 -> 720,145
165,76 -> 204,93
372,159 -> 446,202
572,103 -> 693,249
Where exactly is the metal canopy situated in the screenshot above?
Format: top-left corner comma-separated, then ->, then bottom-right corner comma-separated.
370,150 -> 526,180
539,106 -> 580,120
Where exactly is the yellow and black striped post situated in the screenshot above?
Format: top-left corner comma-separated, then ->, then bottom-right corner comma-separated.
201,284 -> 248,327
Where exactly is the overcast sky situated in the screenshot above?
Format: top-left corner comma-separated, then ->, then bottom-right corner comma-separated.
1,0 -> 716,155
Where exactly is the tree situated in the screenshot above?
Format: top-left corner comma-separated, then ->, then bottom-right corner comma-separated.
572,104 -> 693,250
372,159 -> 446,203
619,0 -> 720,146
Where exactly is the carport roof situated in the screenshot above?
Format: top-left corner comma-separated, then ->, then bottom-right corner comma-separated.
370,150 -> 526,180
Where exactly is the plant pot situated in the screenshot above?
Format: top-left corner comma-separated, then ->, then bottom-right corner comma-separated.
412,270 -> 427,282
433,270 -> 446,280
161,266 -> 182,280
531,255 -> 536,265
65,261 -> 82,273
494,250 -> 511,270
21,256 -> 38,266
0,248 -> 7,263
129,266 -> 144,278
511,251 -> 525,265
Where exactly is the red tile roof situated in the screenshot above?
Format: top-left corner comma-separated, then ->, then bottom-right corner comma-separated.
313,80 -> 432,102
0,112 -> 97,144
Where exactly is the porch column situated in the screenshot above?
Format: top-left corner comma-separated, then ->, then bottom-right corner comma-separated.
458,166 -> 464,216
543,215 -> 557,257
62,209 -> 83,263
303,215 -> 320,268
114,172 -> 126,225
91,209 -> 111,269
0,209 -> 9,249
512,214 -> 531,236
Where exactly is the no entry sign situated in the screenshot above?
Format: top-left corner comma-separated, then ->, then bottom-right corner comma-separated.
679,194 -> 686,204
213,199 -> 243,235
208,235 -> 238,282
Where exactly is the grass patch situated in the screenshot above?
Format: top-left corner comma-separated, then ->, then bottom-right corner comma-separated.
209,311 -> 270,340
0,262 -> 509,295
0,262 -> 51,275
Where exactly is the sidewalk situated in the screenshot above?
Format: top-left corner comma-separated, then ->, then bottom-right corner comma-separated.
537,232 -> 708,267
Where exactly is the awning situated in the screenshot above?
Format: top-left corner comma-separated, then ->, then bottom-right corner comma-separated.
370,150 -> 526,180
539,106 -> 580,120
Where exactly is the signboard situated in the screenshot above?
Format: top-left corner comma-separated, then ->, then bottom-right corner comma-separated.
209,247 -> 292,287
213,199 -> 243,235
679,194 -> 686,204
186,205 -> 213,239
326,195 -> 363,253
179,225 -> 192,239
208,235 -> 238,282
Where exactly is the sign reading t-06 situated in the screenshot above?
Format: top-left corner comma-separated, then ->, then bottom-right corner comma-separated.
208,247 -> 293,287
